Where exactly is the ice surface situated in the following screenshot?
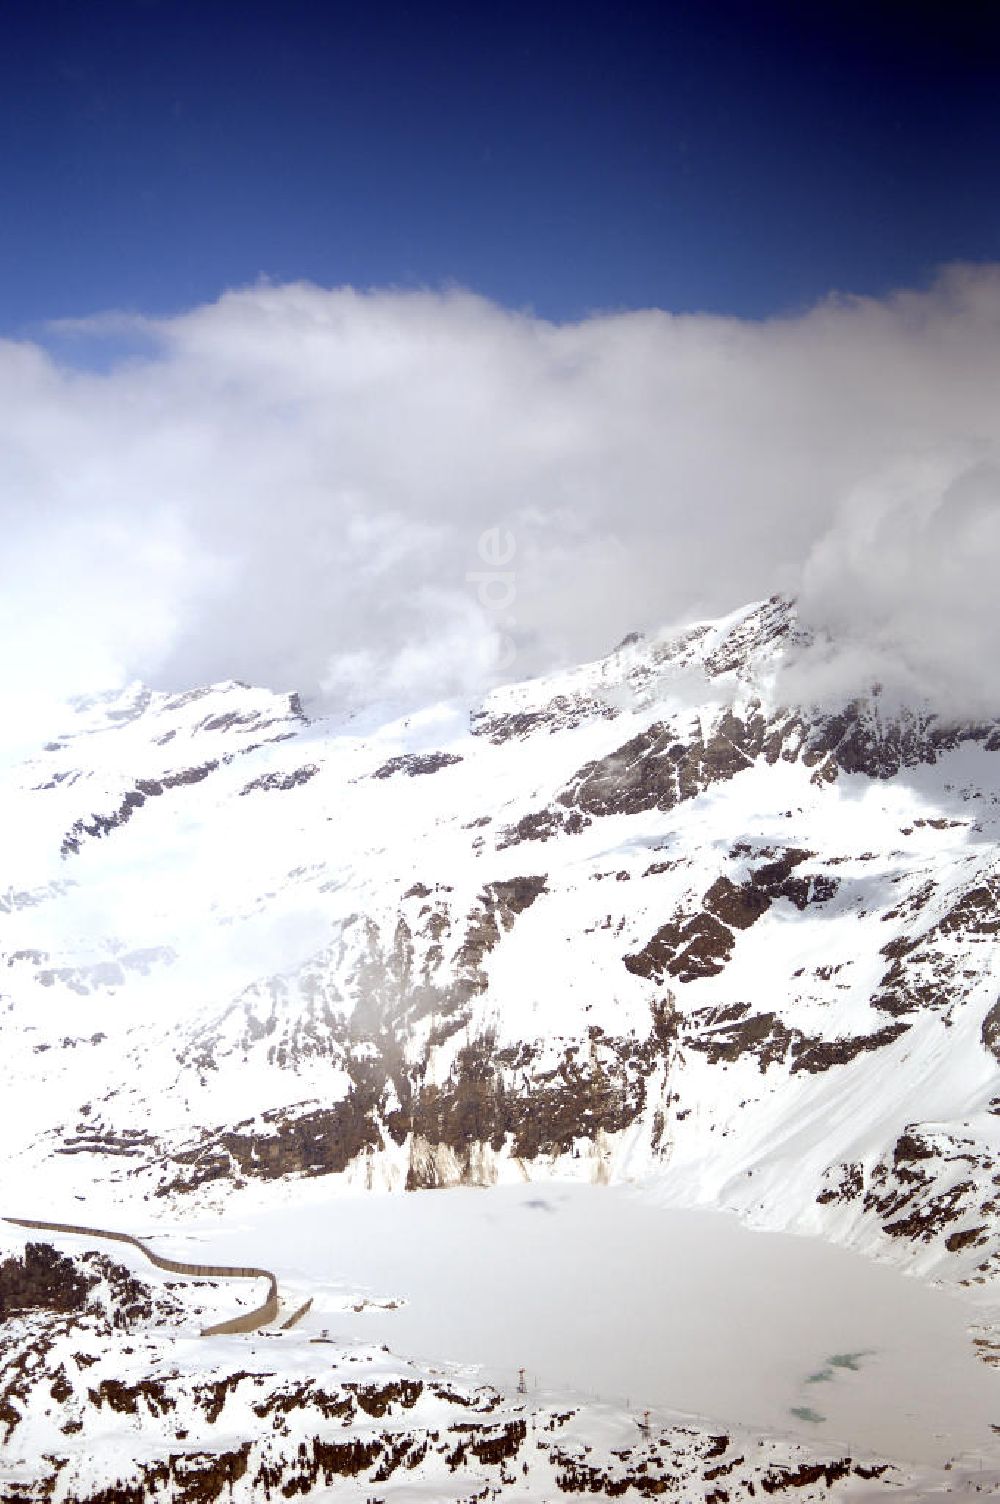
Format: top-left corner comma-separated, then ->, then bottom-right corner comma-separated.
185,1182 -> 1000,1467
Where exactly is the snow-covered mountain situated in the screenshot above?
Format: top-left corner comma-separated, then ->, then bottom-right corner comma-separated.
3,594 -> 1000,1501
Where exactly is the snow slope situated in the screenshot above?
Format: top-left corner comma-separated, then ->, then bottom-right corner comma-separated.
2,595 -> 999,1499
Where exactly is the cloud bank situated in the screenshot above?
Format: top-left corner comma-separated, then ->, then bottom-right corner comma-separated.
2,265 -> 1000,732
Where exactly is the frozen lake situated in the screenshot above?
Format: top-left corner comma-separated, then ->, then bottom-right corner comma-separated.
185,1182 -> 1000,1467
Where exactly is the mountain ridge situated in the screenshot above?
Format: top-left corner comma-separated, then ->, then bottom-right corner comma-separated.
1,594 -> 997,1286
3,593 -> 1000,1500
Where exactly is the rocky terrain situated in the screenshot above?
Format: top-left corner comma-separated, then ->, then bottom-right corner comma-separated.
0,1233 -> 914,1504
2,594 -> 999,1498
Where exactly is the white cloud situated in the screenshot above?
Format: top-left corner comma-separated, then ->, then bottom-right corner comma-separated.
2,265 -> 999,726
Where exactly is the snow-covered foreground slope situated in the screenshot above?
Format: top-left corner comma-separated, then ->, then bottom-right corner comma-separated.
3,1188 -> 997,1503
2,595 -> 999,1499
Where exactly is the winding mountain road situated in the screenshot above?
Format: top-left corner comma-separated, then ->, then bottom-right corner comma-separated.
4,1216 -> 279,1334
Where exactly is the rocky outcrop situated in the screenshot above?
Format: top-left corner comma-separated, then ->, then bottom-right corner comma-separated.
59,761 -> 231,855
862,1129 -> 999,1258
470,694 -> 619,744
156,1099 -> 390,1196
497,688 -> 1000,848
3,1219 -> 278,1336
624,850 -> 838,985
239,765 -> 318,794
406,1021 -> 659,1186
559,706 -> 786,821
872,876 -> 1000,1020
372,751 -> 463,778
679,1004 -> 910,1075
983,999 -> 1000,1063
0,1324 -> 914,1504
0,1242 -> 96,1318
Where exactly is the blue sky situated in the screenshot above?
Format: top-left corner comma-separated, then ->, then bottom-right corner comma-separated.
1,2 -> 1000,729
2,0 -> 999,334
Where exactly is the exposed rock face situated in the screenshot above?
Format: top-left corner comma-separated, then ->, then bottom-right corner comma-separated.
470,694 -> 619,744
679,1004 -> 910,1075
624,851 -> 838,985
155,876 -> 552,1196
240,764 -> 318,794
872,876 -> 1000,1021
861,1127 -> 998,1250
983,999 -> 1000,1063
0,1245 -> 169,1333
156,1099 -> 390,1197
816,1162 -> 864,1207
0,1243 -> 96,1318
559,706 -> 787,821
495,664 -> 1000,851
406,1018 -> 660,1186
372,751 -> 463,778
55,684 -> 307,854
